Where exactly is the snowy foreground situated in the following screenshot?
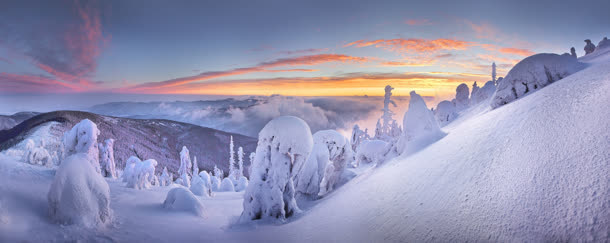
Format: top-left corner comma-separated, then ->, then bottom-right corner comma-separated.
1,57 -> 609,241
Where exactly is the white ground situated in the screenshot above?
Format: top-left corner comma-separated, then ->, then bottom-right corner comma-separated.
0,53 -> 608,242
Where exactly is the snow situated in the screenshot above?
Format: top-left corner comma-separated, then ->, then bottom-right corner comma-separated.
159,167 -> 173,186
399,91 -> 445,155
122,156 -> 141,183
492,53 -> 587,108
433,100 -> 458,126
240,116 -> 313,223
47,153 -> 112,228
126,159 -> 159,190
355,139 -> 389,165
294,143 -> 328,199
61,119 -> 101,173
235,176 -> 249,192
303,130 -> 354,196
220,177 -> 235,192
178,146 -> 192,187
0,50 -> 608,242
99,138 -> 117,178
163,187 -> 205,217
454,83 -> 470,111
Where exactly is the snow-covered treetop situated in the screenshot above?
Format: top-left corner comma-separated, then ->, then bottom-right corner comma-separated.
62,119 -> 100,161
258,116 -> 313,155
403,91 -> 441,140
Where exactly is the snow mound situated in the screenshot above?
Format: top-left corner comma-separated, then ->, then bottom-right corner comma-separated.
355,139 -> 389,165
433,100 -> 457,126
235,176 -> 249,192
47,153 -> 112,228
61,119 -> 101,172
163,187 -> 205,217
240,116 -> 313,223
492,53 -> 586,108
220,177 -> 235,192
190,175 -> 212,197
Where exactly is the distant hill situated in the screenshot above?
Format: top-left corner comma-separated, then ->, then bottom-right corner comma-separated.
0,112 -> 40,131
0,110 -> 257,177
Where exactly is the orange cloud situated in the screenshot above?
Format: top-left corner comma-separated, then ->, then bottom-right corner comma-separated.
126,54 -> 370,91
344,38 -> 473,53
380,59 -> 436,67
0,73 -> 81,93
405,19 -> 432,26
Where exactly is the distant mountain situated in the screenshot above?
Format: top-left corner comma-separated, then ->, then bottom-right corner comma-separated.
0,110 -> 257,177
0,112 -> 40,131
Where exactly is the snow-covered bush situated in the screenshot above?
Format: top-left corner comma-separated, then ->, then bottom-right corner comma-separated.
491,53 -> 586,108
126,159 -> 158,190
61,119 -> 101,172
239,116 -> 313,223
47,153 -> 112,228
220,177 -> 235,192
355,139 -> 389,166
453,83 -> 470,111
122,156 -> 141,183
163,187 -> 205,217
159,167 -> 173,186
235,176 -> 249,192
178,146 -> 192,187
434,100 -> 457,126
295,130 -> 353,198
27,140 -> 53,167
190,174 -> 212,197
99,139 -> 117,178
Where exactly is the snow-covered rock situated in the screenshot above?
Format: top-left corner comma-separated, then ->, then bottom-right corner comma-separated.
99,139 -> 117,178
235,176 -> 249,192
454,83 -> 470,111
126,159 -> 158,190
163,187 -> 205,217
491,53 -> 587,108
240,116 -> 313,223
433,100 -> 457,126
47,153 -> 112,228
220,177 -> 235,192
61,119 -> 101,172
355,139 -> 389,165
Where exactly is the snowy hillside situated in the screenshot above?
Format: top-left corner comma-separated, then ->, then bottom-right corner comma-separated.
0,50 -> 608,242
0,111 -> 256,176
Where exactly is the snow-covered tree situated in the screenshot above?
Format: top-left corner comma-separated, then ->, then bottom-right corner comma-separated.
61,119 -> 100,173
190,171 -> 212,197
48,153 -> 112,228
294,142 -> 328,200
235,176 -> 249,192
99,139 -> 117,178
228,136 -> 237,180
381,85 -> 397,136
434,100 -> 458,126
122,156 -> 141,183
163,187 -> 205,217
126,159 -> 158,190
159,167 -> 173,186
25,139 -> 53,167
192,156 -> 199,177
355,139 -> 390,166
178,146 -> 192,187
237,146 -> 244,178
398,91 -> 444,155
570,47 -> 577,58
492,53 -> 586,108
248,152 -> 255,176
453,83 -> 470,111
213,165 -> 223,180
220,177 -> 235,192
350,124 -> 369,152
492,62 -> 497,85
239,116 -> 313,223
584,39 -> 596,55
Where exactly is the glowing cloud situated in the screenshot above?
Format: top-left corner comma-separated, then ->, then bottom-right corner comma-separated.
344,38 -> 473,53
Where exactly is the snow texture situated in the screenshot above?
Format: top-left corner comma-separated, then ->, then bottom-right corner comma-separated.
355,139 -> 389,165
61,119 -> 101,173
491,53 -> 586,108
47,153 -> 112,228
240,116 -> 313,223
99,138 -> 117,178
163,187 -> 205,217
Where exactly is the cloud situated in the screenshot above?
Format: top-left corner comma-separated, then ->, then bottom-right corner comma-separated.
465,21 -> 499,41
380,59 -> 436,67
497,47 -> 535,57
0,72 -> 81,93
0,0 -> 107,90
344,38 -> 473,53
405,19 -> 432,26
126,54 -> 370,91
276,48 -> 329,55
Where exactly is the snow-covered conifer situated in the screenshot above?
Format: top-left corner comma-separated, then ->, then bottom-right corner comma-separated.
159,167 -> 173,186
237,147 -> 244,178
62,119 -> 101,173
220,177 -> 235,192
454,83 -> 470,111
178,146 -> 192,187
99,139 -> 117,178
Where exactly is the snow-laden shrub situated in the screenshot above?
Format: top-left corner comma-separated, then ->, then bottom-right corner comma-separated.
355,139 -> 389,165
434,100 -> 457,126
47,153 -> 112,228
99,139 -> 117,178
190,174 -> 212,197
492,53 -> 586,108
159,167 -> 173,186
210,176 -> 221,192
295,130 -> 353,198
295,143 -> 329,199
239,116 -> 313,223
235,176 -> 249,192
220,177 -> 235,192
163,187 -> 205,217
122,156 -> 141,183
471,81 -> 495,105
126,159 -> 158,190
454,83 -> 470,111
28,145 -> 53,167
61,119 -> 101,173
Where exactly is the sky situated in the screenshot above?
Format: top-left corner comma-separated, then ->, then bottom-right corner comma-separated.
0,0 -> 608,98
